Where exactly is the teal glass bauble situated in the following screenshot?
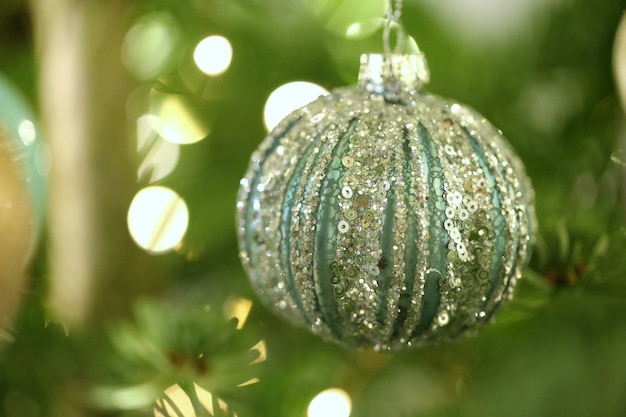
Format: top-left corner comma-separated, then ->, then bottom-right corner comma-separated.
0,72 -> 47,328
0,73 -> 46,228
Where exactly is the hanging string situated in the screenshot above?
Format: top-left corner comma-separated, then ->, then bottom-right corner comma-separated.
383,0 -> 406,55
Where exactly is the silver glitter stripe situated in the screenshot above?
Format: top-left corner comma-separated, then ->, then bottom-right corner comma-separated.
472,108 -> 535,244
279,127 -> 330,323
243,118 -> 301,300
333,116 -> 385,346
375,113 -> 406,335
486,129 -> 535,249
313,119 -> 358,338
399,122 -> 430,342
461,127 -> 506,308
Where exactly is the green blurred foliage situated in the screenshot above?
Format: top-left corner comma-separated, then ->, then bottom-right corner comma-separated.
1,0 -> 626,416
0,0 -> 35,99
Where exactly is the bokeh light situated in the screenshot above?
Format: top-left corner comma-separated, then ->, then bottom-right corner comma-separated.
323,0 -> 386,38
193,35 -> 233,76
237,338 -> 266,387
308,388 -> 352,417
122,13 -> 179,80
344,18 -> 384,39
249,340 -> 267,365
17,120 -> 36,145
127,186 -> 189,254
223,296 -> 253,330
263,82 -> 329,131
154,384 -> 236,417
149,90 -> 210,144
136,114 -> 180,183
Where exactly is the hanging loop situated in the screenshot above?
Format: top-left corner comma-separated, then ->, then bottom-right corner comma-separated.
366,0 -> 429,98
383,0 -> 406,54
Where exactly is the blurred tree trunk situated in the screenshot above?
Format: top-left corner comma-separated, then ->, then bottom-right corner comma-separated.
31,0 -> 163,329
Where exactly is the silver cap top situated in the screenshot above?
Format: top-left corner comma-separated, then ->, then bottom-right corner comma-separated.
358,53 -> 430,99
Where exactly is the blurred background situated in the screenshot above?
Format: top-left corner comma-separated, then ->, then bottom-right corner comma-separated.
1,0 -> 626,416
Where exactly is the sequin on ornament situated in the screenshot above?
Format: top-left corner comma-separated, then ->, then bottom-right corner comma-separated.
236,53 -> 535,351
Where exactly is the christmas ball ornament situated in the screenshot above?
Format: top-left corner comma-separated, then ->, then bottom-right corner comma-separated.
0,74 -> 46,225
0,73 -> 47,330
237,49 -> 534,351
0,141 -> 36,330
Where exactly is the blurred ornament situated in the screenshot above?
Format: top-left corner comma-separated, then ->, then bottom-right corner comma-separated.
0,139 -> 35,331
614,13 -> 626,113
237,2 -> 535,351
0,73 -> 46,331
0,73 -> 46,225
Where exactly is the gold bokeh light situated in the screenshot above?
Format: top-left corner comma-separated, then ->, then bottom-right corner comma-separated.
136,114 -> 180,183
154,384 -> 236,417
149,91 -> 210,145
127,186 -> 189,254
223,296 -> 253,330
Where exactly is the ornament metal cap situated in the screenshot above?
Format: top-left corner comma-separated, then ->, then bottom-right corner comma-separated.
359,53 -> 430,96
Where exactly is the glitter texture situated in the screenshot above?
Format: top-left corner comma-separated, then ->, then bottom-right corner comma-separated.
237,53 -> 535,351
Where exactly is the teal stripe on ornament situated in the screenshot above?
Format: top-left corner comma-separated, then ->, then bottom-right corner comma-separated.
489,161 -> 520,310
294,125 -> 342,320
392,127 -> 419,337
313,119 -> 358,338
244,119 -> 300,273
280,127 -> 329,323
492,207 -> 528,312
515,169 -> 534,263
412,123 -> 447,337
376,166 -> 397,326
462,128 -> 506,308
